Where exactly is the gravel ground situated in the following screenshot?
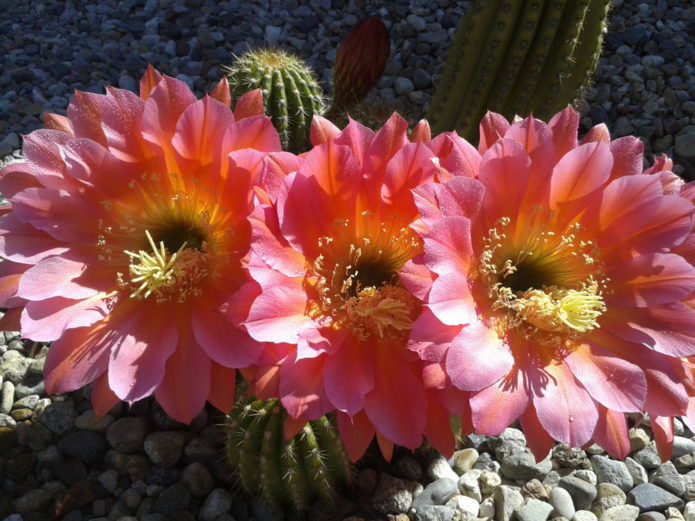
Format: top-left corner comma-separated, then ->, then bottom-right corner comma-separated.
1,1 -> 695,521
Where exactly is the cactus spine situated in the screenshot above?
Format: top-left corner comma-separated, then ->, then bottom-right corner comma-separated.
224,49 -> 325,153
427,0 -> 610,139
225,396 -> 353,511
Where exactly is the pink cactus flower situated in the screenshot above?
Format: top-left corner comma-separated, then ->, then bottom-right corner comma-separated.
405,106 -> 695,459
0,66 -> 282,423
242,114 -> 463,460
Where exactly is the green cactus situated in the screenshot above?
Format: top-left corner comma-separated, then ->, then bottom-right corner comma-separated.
427,0 -> 610,140
225,396 -> 354,511
224,49 -> 326,153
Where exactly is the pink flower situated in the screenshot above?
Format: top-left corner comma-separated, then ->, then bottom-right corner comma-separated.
0,66 -> 282,423
242,114 -> 462,460
406,107 -> 695,459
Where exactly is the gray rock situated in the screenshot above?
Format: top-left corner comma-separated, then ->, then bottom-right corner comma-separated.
107,416 -> 150,453
198,488 -> 232,521
515,498 -> 554,521
40,401 -> 76,435
1,380 -> 14,414
410,504 -> 455,521
592,482 -> 627,518
591,455 -> 633,492
625,458 -> 649,486
407,14 -> 427,32
143,431 -> 186,467
494,485 -> 524,521
371,472 -> 415,515
411,478 -> 458,509
549,486 -> 575,519
636,512 -> 667,521
0,350 -> 31,384
651,462 -> 685,497
12,488 -> 54,514
181,461 -> 214,498
628,483 -> 684,512
559,475 -> 598,510
672,437 -> 695,459
394,77 -> 414,96
675,132 -> 695,160
56,430 -> 108,465
501,449 -> 553,481
393,454 -> 423,481
152,481 -> 191,515
633,446 -> 662,470
599,505 -> 640,521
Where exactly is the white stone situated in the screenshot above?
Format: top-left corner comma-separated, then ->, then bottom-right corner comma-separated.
573,510 -> 598,521
685,500 -> 695,521
428,455 -> 459,482
446,494 -> 480,518
458,469 -> 482,502
479,497 -> 495,519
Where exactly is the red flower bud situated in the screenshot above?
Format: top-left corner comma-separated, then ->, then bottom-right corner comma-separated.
332,16 -> 390,111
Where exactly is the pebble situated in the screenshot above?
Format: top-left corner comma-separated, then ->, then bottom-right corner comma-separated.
628,483 -> 685,512
550,486 -> 576,519
592,455 -> 634,492
516,497 -> 554,521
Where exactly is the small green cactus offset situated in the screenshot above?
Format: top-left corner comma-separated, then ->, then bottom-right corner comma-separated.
224,48 -> 326,153
225,396 -> 354,511
427,0 -> 610,139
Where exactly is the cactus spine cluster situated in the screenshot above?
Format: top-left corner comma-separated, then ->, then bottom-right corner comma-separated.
225,396 -> 353,511
427,0 -> 610,139
224,48 -> 325,153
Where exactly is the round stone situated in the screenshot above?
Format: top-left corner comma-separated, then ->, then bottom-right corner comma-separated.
549,486 -> 575,519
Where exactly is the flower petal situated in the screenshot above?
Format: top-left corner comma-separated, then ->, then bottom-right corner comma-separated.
471,368 -> 530,436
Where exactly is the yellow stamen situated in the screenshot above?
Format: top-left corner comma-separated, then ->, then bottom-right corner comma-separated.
346,285 -> 415,339
124,230 -> 186,299
517,286 -> 605,334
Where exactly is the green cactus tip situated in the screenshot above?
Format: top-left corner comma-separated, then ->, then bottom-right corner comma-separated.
225,396 -> 354,511
223,48 -> 326,154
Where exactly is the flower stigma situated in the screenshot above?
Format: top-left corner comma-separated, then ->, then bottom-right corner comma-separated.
311,212 -> 421,342
478,211 -> 608,347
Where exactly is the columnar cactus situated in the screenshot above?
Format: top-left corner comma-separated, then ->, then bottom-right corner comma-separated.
225,396 -> 354,511
427,0 -> 610,139
224,49 -> 325,153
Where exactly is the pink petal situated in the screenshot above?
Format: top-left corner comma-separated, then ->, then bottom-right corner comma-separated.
142,75 -> 197,146
90,372 -> 121,417
337,410 -> 375,462
44,113 -> 73,133
193,307 -> 263,368
155,325 -> 210,423
580,123 -> 611,144
398,255 -> 435,301
608,253 -> 695,307
548,106 -> 580,158
549,141 -> 613,214
651,416 -> 674,461
531,361 -> 598,447
12,187 -> 104,243
248,204 -> 307,279
564,342 -> 646,412
0,212 -> 68,264
245,278 -> 311,344
279,354 -> 331,420
382,141 -> 437,207
478,138 -> 531,223
421,216 -> 474,276
67,91 -> 108,145
108,307 -> 179,403
43,323 -> 112,394
470,369 -> 530,435
21,295 -> 109,342
427,270 -> 478,326
207,363 -> 238,414
22,129 -> 76,190
597,175 -> 694,253
334,117 -> 375,167
408,307 -> 462,362
0,162 -> 42,198
100,87 -> 147,161
17,255 -> 96,300
609,136 -> 644,179
519,405 -> 555,460
260,151 -> 301,202
412,175 -> 484,225
310,115 -> 341,145
363,350 -> 426,450
592,406 -> 630,459
172,95 -> 236,165
209,76 -> 232,107
478,111 -> 510,154
445,321 -> 513,391
233,89 -> 264,119
428,132 -> 481,178
219,113 -> 281,153
410,120 -> 431,143
139,65 -> 163,100
323,337 -> 375,415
